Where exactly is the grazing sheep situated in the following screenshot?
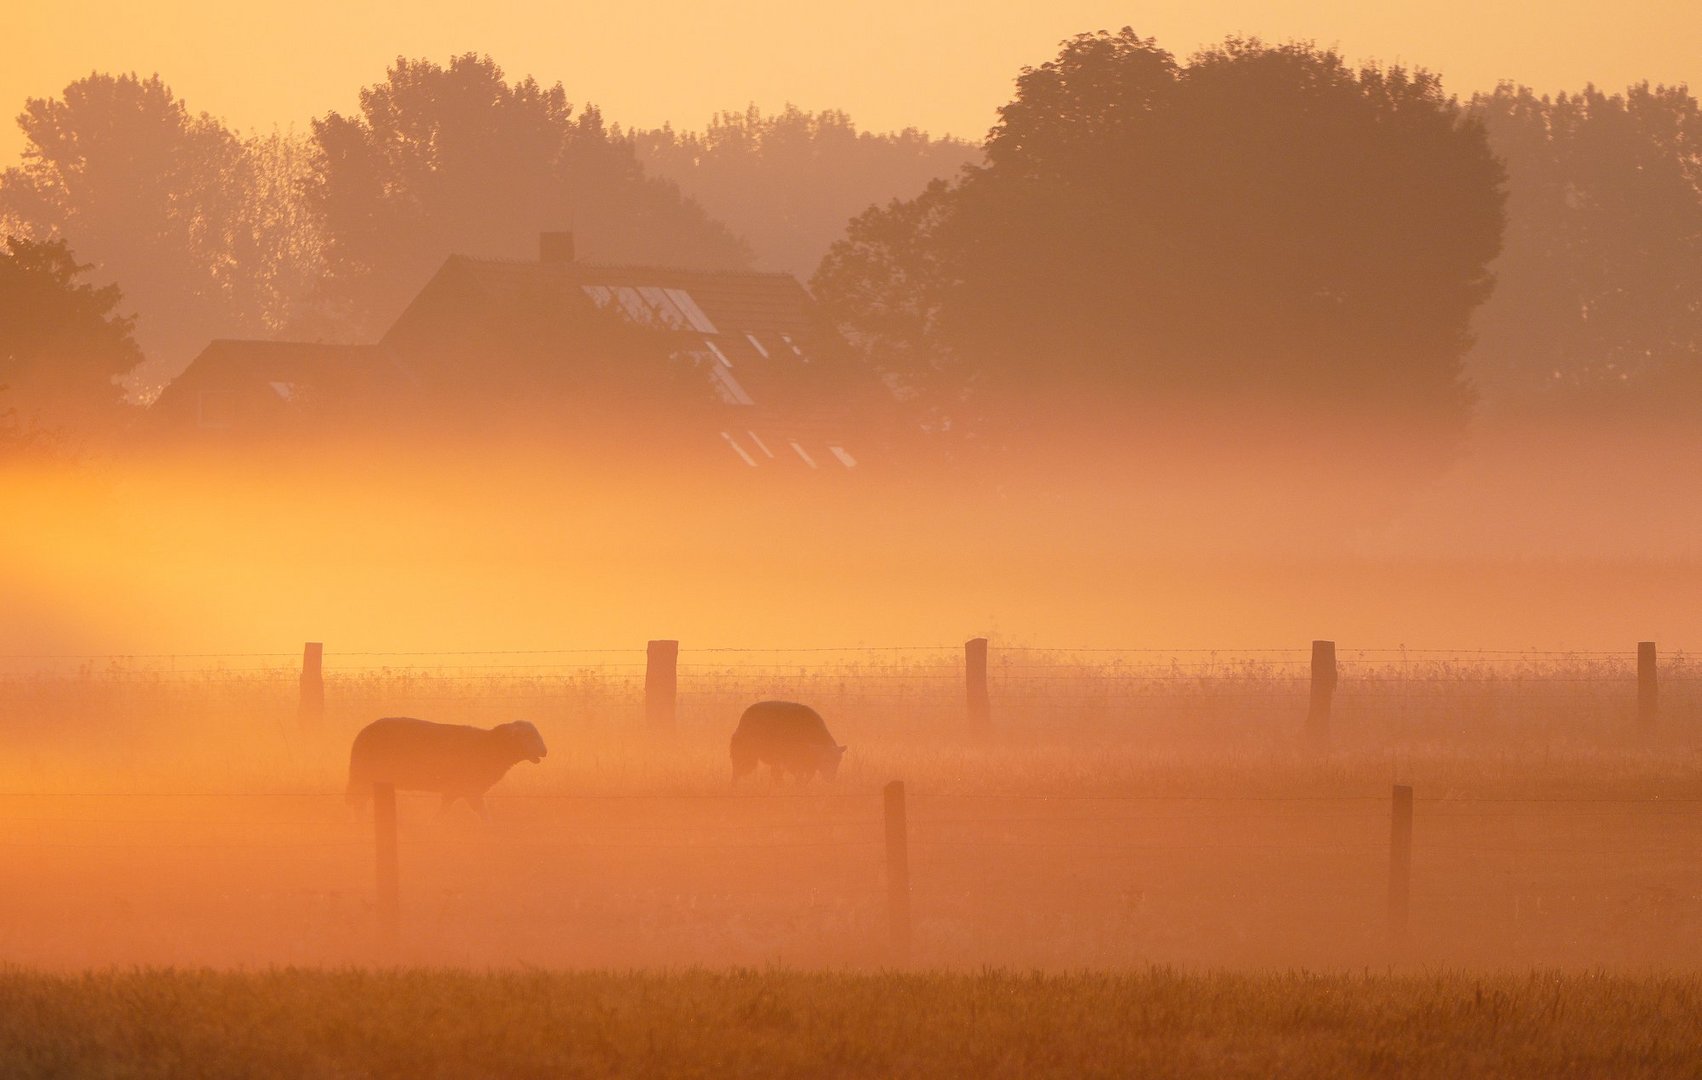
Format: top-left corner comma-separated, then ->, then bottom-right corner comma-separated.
730,701 -> 846,783
346,717 -> 547,820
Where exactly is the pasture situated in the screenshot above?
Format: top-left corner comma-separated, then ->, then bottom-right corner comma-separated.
3,968 -> 1702,1078
1,645 -> 1698,971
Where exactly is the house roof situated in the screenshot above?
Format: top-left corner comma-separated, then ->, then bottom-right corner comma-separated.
162,340 -> 394,383
149,247 -> 894,472
148,340 -> 408,433
416,257 -> 818,338
380,255 -> 886,470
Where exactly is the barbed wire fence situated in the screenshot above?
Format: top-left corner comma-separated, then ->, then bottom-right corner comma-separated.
0,638 -> 1692,745
0,638 -> 1697,963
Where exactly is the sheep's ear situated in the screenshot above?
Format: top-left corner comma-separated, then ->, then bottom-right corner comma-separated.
837,744 -> 847,753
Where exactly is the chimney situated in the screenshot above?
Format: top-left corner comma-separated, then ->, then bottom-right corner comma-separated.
540,231 -> 575,263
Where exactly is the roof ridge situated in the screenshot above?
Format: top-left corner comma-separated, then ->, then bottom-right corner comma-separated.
200,338 -> 379,351
450,254 -> 799,281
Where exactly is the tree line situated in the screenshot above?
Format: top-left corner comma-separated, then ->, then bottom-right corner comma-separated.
815,31 -> 1702,469
0,54 -> 972,450
3,35 -> 1701,463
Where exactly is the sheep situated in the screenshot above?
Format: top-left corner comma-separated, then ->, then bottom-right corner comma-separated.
346,717 -> 547,820
730,701 -> 846,783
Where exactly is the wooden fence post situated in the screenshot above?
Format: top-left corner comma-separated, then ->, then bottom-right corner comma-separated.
1638,641 -> 1658,729
373,781 -> 399,942
298,642 -> 324,728
965,638 -> 990,731
1307,640 -> 1337,741
1389,784 -> 1413,947
645,640 -> 679,732
884,780 -> 912,958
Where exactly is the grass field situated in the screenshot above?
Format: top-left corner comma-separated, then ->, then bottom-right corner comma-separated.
2,967 -> 1701,1078
1,650 -> 1699,972
0,652 -> 1699,1073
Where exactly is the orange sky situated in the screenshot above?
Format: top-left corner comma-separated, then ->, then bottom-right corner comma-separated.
5,1 -> 1698,163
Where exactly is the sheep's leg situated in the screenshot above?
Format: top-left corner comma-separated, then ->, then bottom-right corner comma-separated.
465,794 -> 490,823
730,751 -> 758,787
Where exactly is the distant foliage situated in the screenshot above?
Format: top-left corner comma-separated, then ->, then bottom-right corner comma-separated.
0,74 -> 242,380
305,54 -> 751,340
816,30 -> 1506,464
0,234 -> 142,445
0,75 -> 323,395
628,105 -> 979,279
238,131 -> 328,342
1468,83 -> 1702,416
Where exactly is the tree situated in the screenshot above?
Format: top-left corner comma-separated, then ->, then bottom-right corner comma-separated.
230,130 -> 328,344
628,105 -> 979,278
1467,83 -> 1702,416
0,73 -> 257,390
816,31 -> 1506,464
306,54 -> 751,339
0,235 -> 143,441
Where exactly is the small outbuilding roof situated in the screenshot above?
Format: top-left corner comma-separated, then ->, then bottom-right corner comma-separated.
148,340 -> 408,433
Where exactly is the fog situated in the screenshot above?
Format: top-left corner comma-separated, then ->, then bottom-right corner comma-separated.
5,410 -> 1700,664
3,30 -> 1701,990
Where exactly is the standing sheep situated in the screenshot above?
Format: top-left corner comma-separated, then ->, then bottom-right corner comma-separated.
730,701 -> 846,783
346,717 -> 547,820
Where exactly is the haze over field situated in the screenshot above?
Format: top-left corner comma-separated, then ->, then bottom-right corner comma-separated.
4,435 -> 1701,662
5,23 -> 1701,657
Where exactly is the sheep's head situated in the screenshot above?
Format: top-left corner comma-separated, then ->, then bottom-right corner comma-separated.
496,721 -> 548,764
821,743 -> 847,780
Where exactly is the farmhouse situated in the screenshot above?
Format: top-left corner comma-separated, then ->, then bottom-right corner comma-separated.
150,233 -> 889,471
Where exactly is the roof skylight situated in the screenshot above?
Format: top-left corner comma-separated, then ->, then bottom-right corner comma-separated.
612,286 -> 650,324
583,283 -> 717,333
708,362 -> 755,405
665,288 -> 718,333
746,431 -> 775,458
721,431 -> 758,467
637,286 -> 688,329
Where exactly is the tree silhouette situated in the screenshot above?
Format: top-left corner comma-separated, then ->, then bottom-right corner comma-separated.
629,105 -> 978,278
816,31 -> 1505,464
1468,83 -> 1702,416
306,54 -> 751,339
0,74 -> 258,390
0,235 -> 142,442
232,130 -> 328,344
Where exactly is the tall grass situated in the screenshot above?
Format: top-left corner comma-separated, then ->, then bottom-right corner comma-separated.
1,646 -> 1695,794
1,649 -> 1699,972
2,968 -> 1700,1079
